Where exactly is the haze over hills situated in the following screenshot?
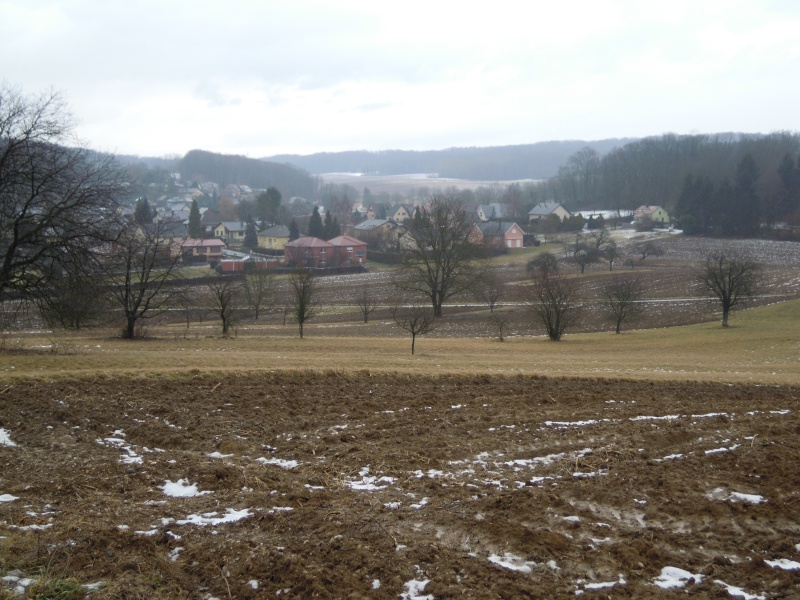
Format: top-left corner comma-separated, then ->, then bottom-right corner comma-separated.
263,139 -> 636,180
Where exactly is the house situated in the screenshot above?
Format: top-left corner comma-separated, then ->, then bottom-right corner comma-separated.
366,203 -> 389,220
327,235 -> 368,266
528,201 -> 572,224
284,236 -> 333,268
633,205 -> 670,227
213,221 -> 248,244
390,204 -> 415,224
351,219 -> 400,249
470,221 -> 525,250
477,203 -> 510,222
257,224 -> 290,250
171,238 -> 226,263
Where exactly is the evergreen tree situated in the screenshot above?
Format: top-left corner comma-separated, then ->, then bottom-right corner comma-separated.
134,197 -> 153,225
256,186 -> 282,225
322,210 -> 342,239
733,154 -> 760,237
188,199 -> 202,238
289,219 -> 300,241
309,206 -> 324,238
244,216 -> 258,249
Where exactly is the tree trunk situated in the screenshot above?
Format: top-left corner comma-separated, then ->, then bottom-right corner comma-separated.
722,306 -> 730,327
411,333 -> 416,354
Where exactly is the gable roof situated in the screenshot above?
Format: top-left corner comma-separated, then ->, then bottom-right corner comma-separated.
528,201 -> 567,216
475,221 -> 521,237
354,219 -> 392,230
176,238 -> 226,248
258,224 -> 290,237
284,236 -> 333,248
478,203 -> 509,219
327,235 -> 367,246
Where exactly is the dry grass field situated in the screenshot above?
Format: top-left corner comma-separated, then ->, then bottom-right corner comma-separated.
2,234 -> 800,599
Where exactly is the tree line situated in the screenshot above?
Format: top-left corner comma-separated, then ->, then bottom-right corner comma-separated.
523,133 -> 800,232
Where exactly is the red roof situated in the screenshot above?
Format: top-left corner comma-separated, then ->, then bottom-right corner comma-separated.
327,235 -> 366,246
284,236 -> 333,248
177,238 -> 226,248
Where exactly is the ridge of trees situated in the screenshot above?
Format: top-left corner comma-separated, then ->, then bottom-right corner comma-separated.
178,149 -> 320,199
529,132 -> 800,217
264,139 -> 634,180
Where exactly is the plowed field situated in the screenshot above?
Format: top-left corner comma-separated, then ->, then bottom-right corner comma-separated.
2,373 -> 799,598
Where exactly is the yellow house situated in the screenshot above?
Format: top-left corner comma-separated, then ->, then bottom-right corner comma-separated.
257,224 -> 290,250
633,205 -> 670,226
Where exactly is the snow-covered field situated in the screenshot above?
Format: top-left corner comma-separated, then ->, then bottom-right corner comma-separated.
2,374 -> 799,598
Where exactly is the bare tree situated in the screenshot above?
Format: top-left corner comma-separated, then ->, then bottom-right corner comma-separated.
392,302 -> 436,355
602,239 -> 621,271
602,275 -> 645,334
288,269 -> 318,338
491,311 -> 510,341
527,252 -> 559,278
242,269 -> 274,320
698,252 -> 761,327
355,286 -> 379,323
527,273 -> 581,341
633,240 -> 665,260
34,262 -> 105,330
473,270 -> 505,312
396,195 -> 485,317
207,276 -> 239,336
102,222 -> 183,339
0,85 -> 124,303
571,234 -> 600,274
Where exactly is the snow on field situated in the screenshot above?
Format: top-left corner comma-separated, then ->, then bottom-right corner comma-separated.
0,427 -> 16,446
714,580 -> 766,599
653,566 -> 704,589
176,508 -> 252,526
159,479 -> 212,498
256,457 -> 300,469
488,552 -> 538,573
4,386 -> 794,599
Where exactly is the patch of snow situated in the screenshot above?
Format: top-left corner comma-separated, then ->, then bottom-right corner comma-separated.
0,494 -> 18,502
176,508 -> 252,526
372,579 -> 381,589
400,578 -> 433,600
706,488 -> 765,504
247,580 -> 259,590
159,479 -> 212,498
765,558 -> 800,570
169,547 -> 184,561
346,466 -> 396,491
705,444 -> 741,455
630,414 -> 680,421
384,502 -> 402,510
584,575 -> 626,590
0,428 -> 17,447
653,566 -> 704,589
562,515 -> 581,523
488,552 -> 537,573
256,457 -> 300,469
654,453 -> 684,462
207,452 -> 233,459
410,498 -> 429,509
713,580 -> 766,599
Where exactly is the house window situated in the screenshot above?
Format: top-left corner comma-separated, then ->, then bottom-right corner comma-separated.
347,247 -> 353,253
320,248 -> 326,254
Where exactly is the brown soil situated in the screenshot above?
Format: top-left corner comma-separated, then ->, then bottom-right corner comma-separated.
2,373 -> 799,598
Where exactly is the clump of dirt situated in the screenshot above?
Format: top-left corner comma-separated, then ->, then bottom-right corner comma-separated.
1,372 -> 799,598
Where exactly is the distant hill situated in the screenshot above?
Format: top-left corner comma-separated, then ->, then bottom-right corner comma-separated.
263,139 -> 635,181
178,149 -> 319,197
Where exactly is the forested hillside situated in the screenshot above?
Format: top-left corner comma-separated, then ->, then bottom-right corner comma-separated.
264,139 -> 632,180
178,150 -> 320,198
530,132 -> 800,212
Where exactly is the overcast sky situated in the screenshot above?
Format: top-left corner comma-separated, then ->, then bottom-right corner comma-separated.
3,1 -> 799,158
